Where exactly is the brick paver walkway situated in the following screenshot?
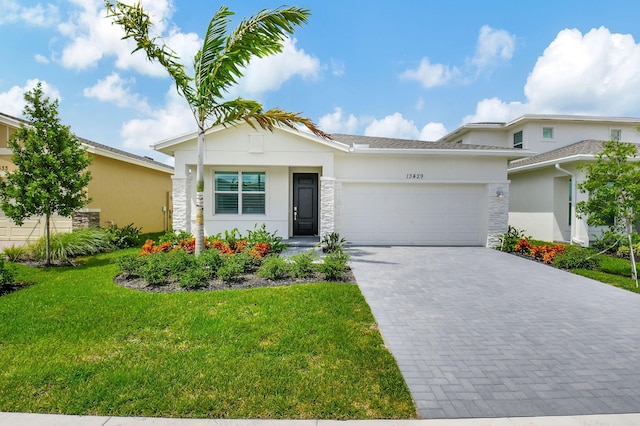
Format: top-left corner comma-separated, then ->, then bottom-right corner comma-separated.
349,247 -> 640,419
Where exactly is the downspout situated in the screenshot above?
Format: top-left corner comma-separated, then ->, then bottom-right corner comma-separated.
555,164 -> 587,246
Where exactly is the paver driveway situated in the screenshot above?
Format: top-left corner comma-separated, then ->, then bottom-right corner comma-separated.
349,246 -> 640,419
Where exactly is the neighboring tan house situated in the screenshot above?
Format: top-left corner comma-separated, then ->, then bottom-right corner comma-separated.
153,123 -> 528,247
439,115 -> 640,245
0,112 -> 174,244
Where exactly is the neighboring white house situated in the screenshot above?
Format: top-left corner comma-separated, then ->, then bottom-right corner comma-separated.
154,123 -> 528,247
439,115 -> 640,245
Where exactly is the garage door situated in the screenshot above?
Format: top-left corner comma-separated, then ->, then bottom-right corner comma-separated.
340,183 -> 486,245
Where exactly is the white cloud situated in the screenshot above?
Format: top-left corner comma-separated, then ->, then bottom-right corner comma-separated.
330,58 -> 345,77
58,0 -> 200,75
318,107 -> 358,134
525,26 -> 640,115
464,27 -> 640,124
364,113 -> 448,141
420,122 -> 448,141
0,79 -> 61,117
470,25 -> 516,70
0,0 -> 59,26
463,97 -> 529,124
400,58 -> 460,88
234,38 -> 321,97
364,113 -> 420,139
34,54 -> 50,64
83,72 -> 150,112
120,87 -> 194,151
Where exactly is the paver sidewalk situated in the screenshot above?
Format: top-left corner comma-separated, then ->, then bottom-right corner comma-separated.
349,246 -> 640,419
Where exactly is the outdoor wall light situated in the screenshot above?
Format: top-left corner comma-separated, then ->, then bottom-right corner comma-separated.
496,188 -> 505,198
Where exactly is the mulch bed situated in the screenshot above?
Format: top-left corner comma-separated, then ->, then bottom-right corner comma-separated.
114,269 -> 357,293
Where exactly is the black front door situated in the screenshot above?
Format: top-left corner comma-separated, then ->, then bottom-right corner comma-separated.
293,173 -> 318,236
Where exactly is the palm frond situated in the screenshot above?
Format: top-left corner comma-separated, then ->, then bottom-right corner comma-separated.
198,7 -> 310,100
207,100 -> 329,139
105,1 -> 195,104
194,6 -> 233,101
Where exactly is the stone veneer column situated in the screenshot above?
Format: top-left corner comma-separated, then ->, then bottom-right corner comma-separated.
171,176 -> 191,233
320,177 -> 336,237
486,183 -> 509,248
72,209 -> 101,230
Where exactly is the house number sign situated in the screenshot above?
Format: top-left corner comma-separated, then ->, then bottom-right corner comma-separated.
406,173 -> 424,179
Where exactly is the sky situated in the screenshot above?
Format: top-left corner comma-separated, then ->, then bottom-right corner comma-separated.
3,1 -> 640,165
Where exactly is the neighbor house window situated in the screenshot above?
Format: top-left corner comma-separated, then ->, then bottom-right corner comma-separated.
610,128 -> 621,141
513,131 -> 523,149
214,171 -> 265,214
542,127 -> 554,139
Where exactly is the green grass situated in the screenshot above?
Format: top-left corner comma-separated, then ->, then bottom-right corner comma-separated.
570,254 -> 640,294
0,250 -> 416,419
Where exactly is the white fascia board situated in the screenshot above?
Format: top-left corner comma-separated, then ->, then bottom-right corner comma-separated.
153,122 -> 351,154
83,144 -> 173,173
349,147 -> 534,159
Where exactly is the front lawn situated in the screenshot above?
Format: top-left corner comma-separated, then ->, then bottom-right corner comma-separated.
0,250 -> 416,419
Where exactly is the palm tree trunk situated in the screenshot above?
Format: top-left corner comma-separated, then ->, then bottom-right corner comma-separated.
194,126 -> 205,254
45,213 -> 51,266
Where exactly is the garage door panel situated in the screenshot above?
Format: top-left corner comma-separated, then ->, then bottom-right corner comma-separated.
341,183 -> 485,246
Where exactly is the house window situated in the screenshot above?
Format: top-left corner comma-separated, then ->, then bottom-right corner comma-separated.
542,127 -> 554,139
513,131 -> 523,149
610,128 -> 621,141
214,171 -> 265,214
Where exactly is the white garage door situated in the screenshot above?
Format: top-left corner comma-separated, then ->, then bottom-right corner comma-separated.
340,183 -> 486,245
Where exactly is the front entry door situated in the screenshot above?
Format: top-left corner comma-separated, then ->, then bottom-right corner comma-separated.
293,173 -> 318,236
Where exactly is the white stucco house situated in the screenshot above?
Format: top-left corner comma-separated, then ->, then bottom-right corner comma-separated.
439,115 -> 640,245
153,123 -> 528,247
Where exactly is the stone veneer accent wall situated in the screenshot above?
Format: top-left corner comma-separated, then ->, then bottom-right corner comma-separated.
320,177 -> 335,237
171,176 -> 191,233
486,183 -> 509,248
72,209 -> 101,230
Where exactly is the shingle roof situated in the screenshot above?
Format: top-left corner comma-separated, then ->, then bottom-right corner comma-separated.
509,139 -> 640,170
331,133 -> 512,150
0,111 -> 172,171
79,137 -> 173,171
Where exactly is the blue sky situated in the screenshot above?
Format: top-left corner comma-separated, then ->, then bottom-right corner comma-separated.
3,1 -> 640,164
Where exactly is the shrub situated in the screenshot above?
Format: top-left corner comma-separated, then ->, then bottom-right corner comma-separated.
498,226 -> 530,253
138,253 -> 171,285
158,230 -> 193,245
27,228 -> 112,261
320,251 -> 350,281
590,229 -> 627,254
164,250 -> 197,275
246,224 -> 287,254
616,243 -> 640,259
217,255 -> 245,282
2,244 -> 26,262
179,267 -> 209,289
0,257 -> 14,285
118,254 -> 142,276
198,249 -> 224,278
553,246 -> 600,270
321,232 -> 347,253
104,223 -> 141,249
289,250 -> 318,278
257,256 -> 290,280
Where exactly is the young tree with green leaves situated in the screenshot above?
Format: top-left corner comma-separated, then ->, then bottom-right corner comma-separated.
105,1 -> 328,254
576,140 -> 640,287
0,83 -> 92,265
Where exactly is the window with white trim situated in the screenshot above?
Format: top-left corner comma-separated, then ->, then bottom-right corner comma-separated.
513,130 -> 523,149
542,127 -> 554,139
214,171 -> 265,214
610,128 -> 621,141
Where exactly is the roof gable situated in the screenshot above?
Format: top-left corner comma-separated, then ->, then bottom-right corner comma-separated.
0,111 -> 172,173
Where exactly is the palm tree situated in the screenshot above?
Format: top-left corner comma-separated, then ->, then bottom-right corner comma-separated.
105,1 -> 328,253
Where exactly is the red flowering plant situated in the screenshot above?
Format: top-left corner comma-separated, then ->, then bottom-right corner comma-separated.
514,238 -> 531,254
